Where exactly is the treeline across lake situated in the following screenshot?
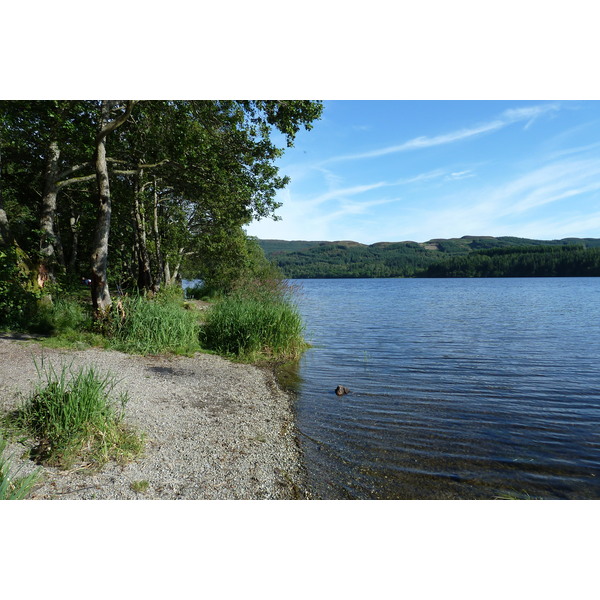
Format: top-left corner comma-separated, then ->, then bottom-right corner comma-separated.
258,236 -> 600,278
421,245 -> 600,278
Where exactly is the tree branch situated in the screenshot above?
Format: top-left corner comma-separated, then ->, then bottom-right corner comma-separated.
107,157 -> 171,170
56,173 -> 97,190
57,161 -> 93,180
96,100 -> 137,142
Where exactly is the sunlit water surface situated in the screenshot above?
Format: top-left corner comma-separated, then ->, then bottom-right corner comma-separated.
284,278 -> 600,499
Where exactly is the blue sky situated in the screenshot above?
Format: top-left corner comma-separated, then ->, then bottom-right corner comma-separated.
246,101 -> 600,244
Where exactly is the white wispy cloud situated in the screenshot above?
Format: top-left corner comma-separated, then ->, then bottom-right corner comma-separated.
379,152 -> 600,242
446,170 -> 475,181
323,103 -> 560,163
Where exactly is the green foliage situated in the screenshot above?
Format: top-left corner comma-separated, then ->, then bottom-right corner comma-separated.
0,435 -> 40,499
0,246 -> 39,329
184,282 -> 221,301
200,281 -> 306,362
259,236 -> 600,278
1,99 -> 323,314
14,359 -> 144,469
29,296 -> 91,335
190,231 -> 281,294
107,293 -> 201,356
421,245 -> 600,278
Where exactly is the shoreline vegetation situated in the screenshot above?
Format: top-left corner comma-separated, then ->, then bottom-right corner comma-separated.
0,100 -> 324,499
0,274 -> 312,500
0,277 -> 310,500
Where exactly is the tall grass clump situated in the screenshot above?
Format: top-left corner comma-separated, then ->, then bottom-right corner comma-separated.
199,279 -> 307,362
0,435 -> 40,499
14,358 -> 144,469
31,297 -> 91,334
108,291 -> 201,355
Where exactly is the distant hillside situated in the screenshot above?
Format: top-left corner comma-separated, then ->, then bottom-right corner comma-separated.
256,236 -> 600,278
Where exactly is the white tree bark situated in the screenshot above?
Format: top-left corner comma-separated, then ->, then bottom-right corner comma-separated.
91,101 -> 135,315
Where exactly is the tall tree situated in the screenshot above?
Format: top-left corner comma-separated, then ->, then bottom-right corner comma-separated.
90,100 -> 135,315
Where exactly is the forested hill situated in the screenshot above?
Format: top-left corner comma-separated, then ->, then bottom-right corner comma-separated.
257,236 -> 600,278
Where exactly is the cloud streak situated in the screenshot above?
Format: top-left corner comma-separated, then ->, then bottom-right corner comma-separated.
324,103 -> 560,164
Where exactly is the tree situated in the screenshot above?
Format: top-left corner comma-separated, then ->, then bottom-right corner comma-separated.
90,101 -> 135,315
0,100 -> 323,320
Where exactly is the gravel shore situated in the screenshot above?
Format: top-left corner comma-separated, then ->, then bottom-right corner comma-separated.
0,336 -> 309,500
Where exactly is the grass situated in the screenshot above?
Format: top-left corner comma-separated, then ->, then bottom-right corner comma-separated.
130,479 -> 149,493
107,292 -> 202,356
12,358 -> 144,469
199,290 -> 307,362
0,435 -> 41,499
493,490 -> 543,500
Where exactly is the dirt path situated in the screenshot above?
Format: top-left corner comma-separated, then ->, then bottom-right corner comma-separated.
0,336 -> 308,500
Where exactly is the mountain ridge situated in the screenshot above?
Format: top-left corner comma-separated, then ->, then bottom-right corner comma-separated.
256,236 -> 600,278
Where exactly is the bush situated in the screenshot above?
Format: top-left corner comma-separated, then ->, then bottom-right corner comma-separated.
14,359 -> 144,469
0,247 -> 39,330
30,297 -> 91,335
200,283 -> 306,361
184,282 -> 220,301
108,293 -> 201,356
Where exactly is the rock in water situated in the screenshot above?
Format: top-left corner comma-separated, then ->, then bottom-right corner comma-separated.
335,385 -> 350,396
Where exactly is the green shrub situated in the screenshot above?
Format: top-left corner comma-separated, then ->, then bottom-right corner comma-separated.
108,293 -> 201,356
30,297 -> 91,335
0,247 -> 39,330
14,359 -> 144,469
0,435 -> 40,500
184,282 -> 220,301
200,289 -> 306,361
155,284 -> 185,305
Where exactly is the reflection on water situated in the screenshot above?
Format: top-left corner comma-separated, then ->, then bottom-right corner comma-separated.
289,278 -> 600,499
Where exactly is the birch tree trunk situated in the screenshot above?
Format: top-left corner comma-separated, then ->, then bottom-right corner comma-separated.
90,101 -> 135,316
0,203 -> 9,247
152,177 -> 165,289
133,168 -> 154,292
68,204 -> 80,272
39,140 -> 61,283
0,135 -> 10,247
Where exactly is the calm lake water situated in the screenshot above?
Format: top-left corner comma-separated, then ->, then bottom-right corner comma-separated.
284,278 -> 600,499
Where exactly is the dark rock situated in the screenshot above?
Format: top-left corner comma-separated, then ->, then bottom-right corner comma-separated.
335,385 -> 350,396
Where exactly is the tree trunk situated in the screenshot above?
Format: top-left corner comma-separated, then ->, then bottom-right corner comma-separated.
0,134 -> 11,247
133,168 -> 154,292
90,101 -> 135,316
39,140 -> 61,283
170,247 -> 185,283
152,177 -> 164,288
163,259 -> 172,286
68,199 -> 80,272
0,201 -> 10,248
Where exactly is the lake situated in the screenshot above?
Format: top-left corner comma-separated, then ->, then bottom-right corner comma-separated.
284,278 -> 600,499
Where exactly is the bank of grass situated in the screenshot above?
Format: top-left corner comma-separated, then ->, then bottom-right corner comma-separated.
12,279 -> 306,364
199,280 -> 307,362
19,294 -> 106,350
28,286 -> 202,356
107,290 -> 201,356
12,358 -> 144,469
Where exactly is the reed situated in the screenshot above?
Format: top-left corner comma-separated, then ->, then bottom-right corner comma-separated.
109,293 -> 201,356
200,290 -> 306,361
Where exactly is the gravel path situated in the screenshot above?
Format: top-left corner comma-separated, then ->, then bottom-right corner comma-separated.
0,335 -> 308,500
